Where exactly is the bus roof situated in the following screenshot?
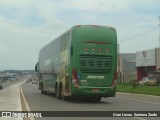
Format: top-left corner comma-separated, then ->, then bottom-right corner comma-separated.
75,25 -> 116,30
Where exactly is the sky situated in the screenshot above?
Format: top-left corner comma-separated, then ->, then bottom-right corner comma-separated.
0,0 -> 160,70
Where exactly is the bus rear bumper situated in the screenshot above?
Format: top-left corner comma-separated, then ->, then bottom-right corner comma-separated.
71,85 -> 116,97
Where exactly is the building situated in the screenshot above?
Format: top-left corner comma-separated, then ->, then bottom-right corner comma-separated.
136,48 -> 160,81
119,53 -> 136,82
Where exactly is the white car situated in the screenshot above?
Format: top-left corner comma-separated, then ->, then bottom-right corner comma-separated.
32,80 -> 37,84
139,77 -> 157,86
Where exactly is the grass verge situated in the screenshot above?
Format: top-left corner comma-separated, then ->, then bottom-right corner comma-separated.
117,83 -> 160,96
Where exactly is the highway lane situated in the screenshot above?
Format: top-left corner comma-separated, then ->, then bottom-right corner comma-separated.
21,82 -> 160,120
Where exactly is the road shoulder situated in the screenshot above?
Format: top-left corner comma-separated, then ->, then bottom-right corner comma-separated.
116,92 -> 160,105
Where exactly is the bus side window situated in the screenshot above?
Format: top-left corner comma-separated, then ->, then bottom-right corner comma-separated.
71,46 -> 73,56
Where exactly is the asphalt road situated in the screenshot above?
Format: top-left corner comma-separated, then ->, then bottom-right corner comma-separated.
21,82 -> 160,120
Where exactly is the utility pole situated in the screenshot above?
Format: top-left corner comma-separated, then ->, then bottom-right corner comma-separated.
159,16 -> 160,47
117,44 -> 123,83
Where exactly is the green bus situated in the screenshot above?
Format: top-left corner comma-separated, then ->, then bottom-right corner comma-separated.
35,25 -> 117,102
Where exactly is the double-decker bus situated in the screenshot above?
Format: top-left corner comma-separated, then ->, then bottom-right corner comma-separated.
35,25 -> 117,102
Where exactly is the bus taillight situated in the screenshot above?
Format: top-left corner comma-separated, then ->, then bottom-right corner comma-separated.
112,71 -> 117,86
84,48 -> 88,52
98,48 -> 102,52
72,68 -> 79,86
91,48 -> 95,52
106,48 -> 110,53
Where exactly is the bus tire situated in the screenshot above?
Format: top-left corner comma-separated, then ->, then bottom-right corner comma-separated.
55,84 -> 61,99
94,97 -> 101,102
41,84 -> 44,94
62,96 -> 68,101
38,83 -> 41,90
41,84 -> 47,94
60,85 -> 68,101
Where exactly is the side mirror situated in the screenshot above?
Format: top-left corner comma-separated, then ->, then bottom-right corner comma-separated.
35,63 -> 39,72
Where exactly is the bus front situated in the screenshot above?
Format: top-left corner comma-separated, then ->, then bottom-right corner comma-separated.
71,25 -> 117,100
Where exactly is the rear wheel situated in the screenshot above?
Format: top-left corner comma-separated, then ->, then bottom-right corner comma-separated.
41,84 -> 47,94
94,97 -> 101,102
38,83 -> 41,89
0,85 -> 2,89
60,85 -> 68,101
55,85 -> 61,99
41,84 -> 44,94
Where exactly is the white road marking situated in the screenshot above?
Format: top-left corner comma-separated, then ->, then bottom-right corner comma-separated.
115,96 -> 160,120
134,117 -> 146,120
20,84 -> 35,120
117,96 -> 160,106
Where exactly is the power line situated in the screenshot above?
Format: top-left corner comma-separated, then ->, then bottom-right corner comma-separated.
120,30 -> 159,47
120,27 -> 159,43
159,16 -> 160,47
130,30 -> 158,42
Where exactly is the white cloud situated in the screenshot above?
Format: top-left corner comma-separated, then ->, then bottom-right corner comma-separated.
59,0 -> 160,15
0,0 -> 68,39
0,15 -> 65,39
0,0 -> 32,8
60,0 -> 132,12
0,45 -> 9,50
0,44 -> 9,52
0,0 -> 159,70
83,14 -> 97,21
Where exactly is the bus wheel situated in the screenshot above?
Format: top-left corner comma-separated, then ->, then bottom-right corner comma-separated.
56,85 -> 61,99
41,84 -> 47,94
38,83 -> 41,90
60,85 -> 68,101
41,84 -> 44,94
94,97 -> 101,102
62,95 -> 68,101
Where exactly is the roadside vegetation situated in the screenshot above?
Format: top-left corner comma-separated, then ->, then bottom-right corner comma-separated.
117,81 -> 160,96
